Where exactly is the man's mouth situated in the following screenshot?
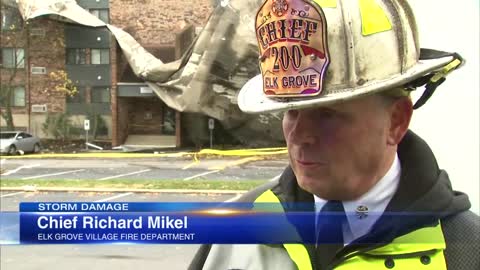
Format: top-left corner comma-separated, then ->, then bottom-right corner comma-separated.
295,159 -> 325,167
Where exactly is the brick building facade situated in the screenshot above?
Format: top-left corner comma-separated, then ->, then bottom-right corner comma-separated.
1,12 -> 67,135
1,0 -> 215,147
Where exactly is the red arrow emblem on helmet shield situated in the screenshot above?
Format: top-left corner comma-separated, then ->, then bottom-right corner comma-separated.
301,45 -> 325,59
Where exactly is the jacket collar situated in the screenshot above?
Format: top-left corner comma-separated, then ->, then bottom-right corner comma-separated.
273,130 -> 470,244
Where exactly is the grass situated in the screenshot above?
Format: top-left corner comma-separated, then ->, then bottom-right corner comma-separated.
0,179 -> 269,191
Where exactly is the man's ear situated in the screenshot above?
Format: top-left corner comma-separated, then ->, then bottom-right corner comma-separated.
387,97 -> 413,145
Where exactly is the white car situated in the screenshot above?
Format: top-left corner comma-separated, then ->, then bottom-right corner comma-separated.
0,131 -> 42,155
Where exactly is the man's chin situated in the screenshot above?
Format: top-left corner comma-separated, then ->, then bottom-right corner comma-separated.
296,175 -> 329,194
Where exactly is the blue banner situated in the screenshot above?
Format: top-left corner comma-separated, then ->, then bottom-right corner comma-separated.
11,202 -> 442,245
20,212 -> 315,244
20,202 -> 267,212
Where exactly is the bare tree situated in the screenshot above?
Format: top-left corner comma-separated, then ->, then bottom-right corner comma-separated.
0,21 -> 26,130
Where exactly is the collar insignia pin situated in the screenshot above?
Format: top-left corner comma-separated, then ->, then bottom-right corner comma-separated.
355,205 -> 369,219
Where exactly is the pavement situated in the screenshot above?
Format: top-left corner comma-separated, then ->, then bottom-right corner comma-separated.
0,148 -> 288,194
0,148 -> 286,269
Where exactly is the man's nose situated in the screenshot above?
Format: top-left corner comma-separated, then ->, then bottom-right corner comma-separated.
287,111 -> 317,145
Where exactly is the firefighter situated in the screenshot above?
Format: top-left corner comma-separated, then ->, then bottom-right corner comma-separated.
190,0 -> 479,269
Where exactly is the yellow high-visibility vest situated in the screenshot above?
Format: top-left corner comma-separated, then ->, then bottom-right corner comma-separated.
254,190 -> 447,270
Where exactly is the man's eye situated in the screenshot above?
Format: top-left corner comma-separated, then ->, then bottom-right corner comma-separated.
318,109 -> 338,118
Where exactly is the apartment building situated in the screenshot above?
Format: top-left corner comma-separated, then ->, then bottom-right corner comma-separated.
0,0 -> 214,147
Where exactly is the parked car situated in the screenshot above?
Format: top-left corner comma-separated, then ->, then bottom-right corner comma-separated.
0,131 -> 42,155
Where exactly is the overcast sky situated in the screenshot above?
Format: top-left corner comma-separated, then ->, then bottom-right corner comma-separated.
407,0 -> 479,213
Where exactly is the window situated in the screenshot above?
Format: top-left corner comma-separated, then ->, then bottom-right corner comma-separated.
1,5 -> 23,31
1,48 -> 25,68
89,9 -> 109,23
66,49 -> 109,65
19,132 -> 32,138
12,86 -> 25,107
91,87 -> 110,103
66,49 -> 87,65
0,86 -> 25,107
91,49 -> 110,64
67,87 -> 86,103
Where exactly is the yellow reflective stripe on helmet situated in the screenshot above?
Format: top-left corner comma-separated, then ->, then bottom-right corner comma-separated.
431,58 -> 463,83
358,0 -> 392,36
254,190 -> 313,270
313,0 -> 337,8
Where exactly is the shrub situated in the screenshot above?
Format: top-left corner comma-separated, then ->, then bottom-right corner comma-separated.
42,113 -> 73,141
86,111 -> 108,139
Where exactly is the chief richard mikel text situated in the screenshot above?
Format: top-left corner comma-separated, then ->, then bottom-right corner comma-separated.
37,215 -> 188,229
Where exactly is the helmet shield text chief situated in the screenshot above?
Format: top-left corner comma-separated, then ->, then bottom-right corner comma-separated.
238,0 -> 463,113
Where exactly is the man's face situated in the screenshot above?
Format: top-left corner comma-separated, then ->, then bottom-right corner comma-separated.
282,95 -> 395,200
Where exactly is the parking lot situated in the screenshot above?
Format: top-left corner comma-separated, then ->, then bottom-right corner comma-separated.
0,155 -> 286,269
0,157 -> 287,181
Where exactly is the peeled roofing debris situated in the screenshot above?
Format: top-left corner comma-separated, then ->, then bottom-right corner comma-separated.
16,0 -> 284,145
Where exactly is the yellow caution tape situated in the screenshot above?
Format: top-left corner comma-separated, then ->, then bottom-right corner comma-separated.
0,152 -> 192,159
0,147 -> 287,159
198,148 -> 287,156
209,156 -> 263,170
